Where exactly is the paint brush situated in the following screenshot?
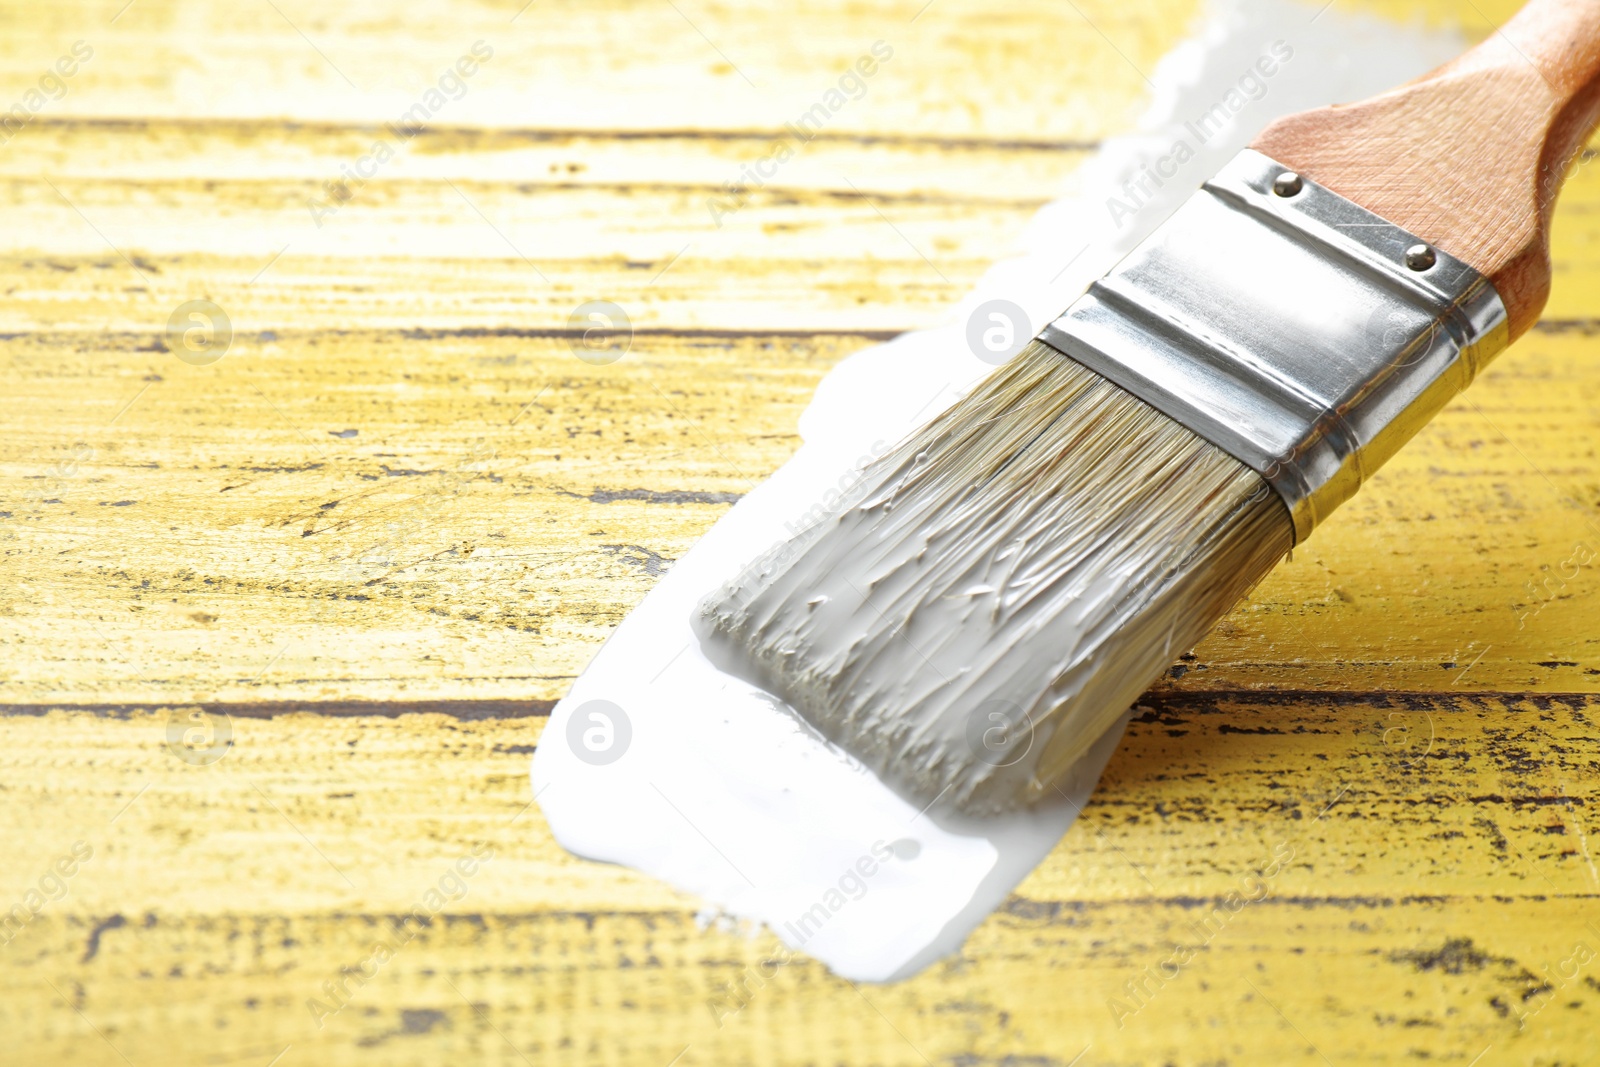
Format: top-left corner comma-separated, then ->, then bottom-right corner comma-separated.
694,0 -> 1600,815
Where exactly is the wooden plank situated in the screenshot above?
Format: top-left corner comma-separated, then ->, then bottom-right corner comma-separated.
3,323 -> 1596,705
1,694 -> 1594,1065
5,0 -> 1186,137
0,117 -> 1059,335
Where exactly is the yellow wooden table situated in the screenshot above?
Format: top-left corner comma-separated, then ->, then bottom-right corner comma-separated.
2,0 -> 1596,1063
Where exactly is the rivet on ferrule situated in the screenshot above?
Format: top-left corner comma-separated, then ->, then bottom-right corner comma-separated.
1405,243 -> 1437,271
1271,172 -> 1302,197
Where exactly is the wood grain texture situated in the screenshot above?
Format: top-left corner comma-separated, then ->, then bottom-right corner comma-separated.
3,694 -> 1598,1066
1,0 -> 1598,1064
1253,0 -> 1600,338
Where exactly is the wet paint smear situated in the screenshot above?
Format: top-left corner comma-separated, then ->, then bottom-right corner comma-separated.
532,0 -> 1465,982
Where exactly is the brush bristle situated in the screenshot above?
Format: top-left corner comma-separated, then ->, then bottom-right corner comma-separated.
694,339 -> 1293,815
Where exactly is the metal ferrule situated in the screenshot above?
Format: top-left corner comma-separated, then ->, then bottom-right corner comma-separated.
1038,148 -> 1509,543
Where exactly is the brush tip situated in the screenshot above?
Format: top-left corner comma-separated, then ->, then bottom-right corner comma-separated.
696,340 -> 1292,815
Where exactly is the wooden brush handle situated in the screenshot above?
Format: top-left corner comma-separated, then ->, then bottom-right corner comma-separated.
1252,0 -> 1600,340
